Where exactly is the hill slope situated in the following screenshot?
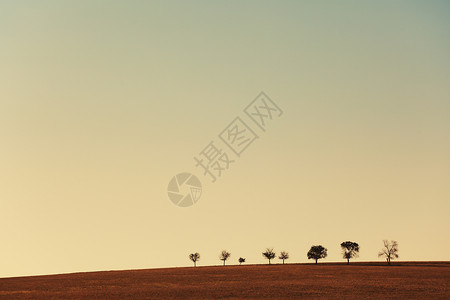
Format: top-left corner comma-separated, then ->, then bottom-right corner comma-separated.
0,262 -> 449,299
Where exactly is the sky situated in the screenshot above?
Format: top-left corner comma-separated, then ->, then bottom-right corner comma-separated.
0,0 -> 449,277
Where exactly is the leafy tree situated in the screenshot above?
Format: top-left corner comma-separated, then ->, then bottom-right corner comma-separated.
378,240 -> 399,265
307,245 -> 327,264
238,257 -> 246,265
340,241 -> 360,264
278,251 -> 289,264
189,252 -> 200,267
262,248 -> 276,264
220,250 -> 231,266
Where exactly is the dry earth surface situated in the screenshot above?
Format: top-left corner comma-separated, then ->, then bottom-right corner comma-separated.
0,262 -> 448,299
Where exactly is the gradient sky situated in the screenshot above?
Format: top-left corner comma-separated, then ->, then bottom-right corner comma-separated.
1,0 -> 449,277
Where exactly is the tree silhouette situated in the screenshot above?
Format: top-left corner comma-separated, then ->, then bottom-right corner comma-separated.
340,241 -> 360,264
307,245 -> 327,264
219,250 -> 231,266
262,248 -> 276,264
278,251 -> 289,264
378,240 -> 399,265
238,257 -> 246,265
189,252 -> 200,267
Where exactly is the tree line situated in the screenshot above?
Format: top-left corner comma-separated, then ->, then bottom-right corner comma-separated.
189,240 -> 399,267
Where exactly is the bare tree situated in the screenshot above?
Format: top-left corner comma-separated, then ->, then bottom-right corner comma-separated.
378,240 -> 399,265
307,245 -> 327,264
278,251 -> 289,264
238,257 -> 246,265
220,250 -> 231,266
340,241 -> 360,264
262,248 -> 276,264
189,252 -> 200,267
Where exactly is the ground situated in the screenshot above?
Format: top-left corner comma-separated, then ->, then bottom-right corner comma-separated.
0,262 -> 448,299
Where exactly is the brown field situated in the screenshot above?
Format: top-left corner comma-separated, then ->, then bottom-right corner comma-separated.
0,262 -> 448,299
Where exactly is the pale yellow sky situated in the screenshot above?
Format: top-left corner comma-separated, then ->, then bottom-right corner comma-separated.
0,1 -> 449,277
